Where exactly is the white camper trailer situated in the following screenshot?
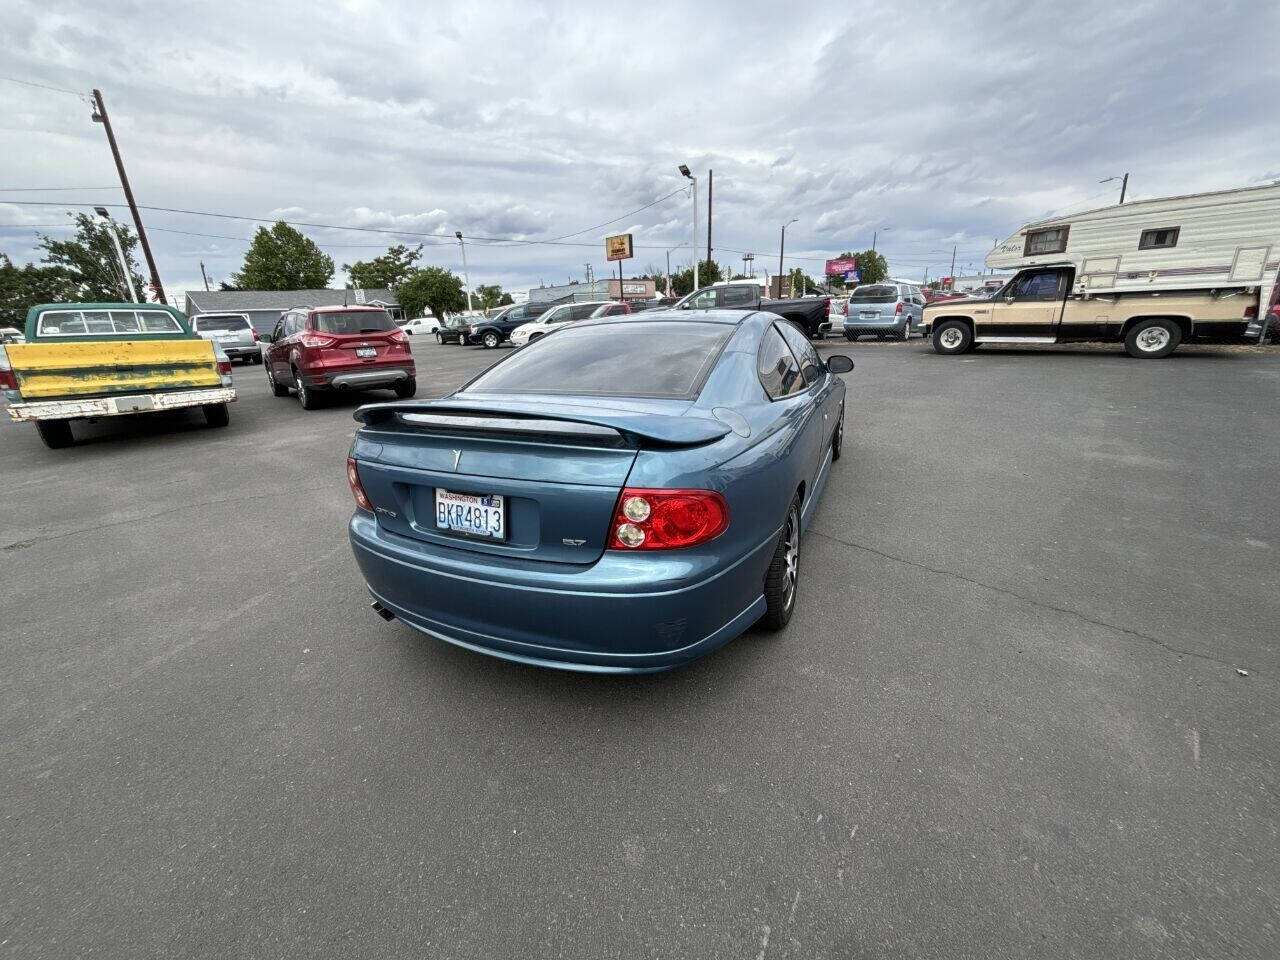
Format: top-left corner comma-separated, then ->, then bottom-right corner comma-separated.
924,182 -> 1279,358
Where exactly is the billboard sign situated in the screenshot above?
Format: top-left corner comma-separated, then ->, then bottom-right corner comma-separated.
605,233 -> 634,261
825,256 -> 857,276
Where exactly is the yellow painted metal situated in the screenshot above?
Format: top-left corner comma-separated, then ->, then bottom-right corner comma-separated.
7,339 -> 222,398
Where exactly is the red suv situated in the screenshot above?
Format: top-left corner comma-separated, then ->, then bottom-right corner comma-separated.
264,305 -> 416,409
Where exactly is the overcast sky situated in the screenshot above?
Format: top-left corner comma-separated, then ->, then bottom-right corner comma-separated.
1,0 -> 1277,301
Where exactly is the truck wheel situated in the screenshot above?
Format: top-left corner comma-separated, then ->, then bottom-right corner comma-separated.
760,496 -> 802,631
203,403 -> 230,428
482,331 -> 500,349
393,377 -> 417,399
932,320 -> 973,355
36,419 -> 74,449
1125,318 -> 1182,359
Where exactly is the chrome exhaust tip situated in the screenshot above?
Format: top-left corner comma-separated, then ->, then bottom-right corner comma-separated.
370,600 -> 396,622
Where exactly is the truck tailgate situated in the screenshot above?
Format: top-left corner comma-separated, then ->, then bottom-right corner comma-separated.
6,339 -> 223,398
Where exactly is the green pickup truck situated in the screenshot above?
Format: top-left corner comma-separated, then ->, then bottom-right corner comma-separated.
0,302 -> 236,448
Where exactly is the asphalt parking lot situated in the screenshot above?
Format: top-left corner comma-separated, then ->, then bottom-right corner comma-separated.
3,335 -> 1278,959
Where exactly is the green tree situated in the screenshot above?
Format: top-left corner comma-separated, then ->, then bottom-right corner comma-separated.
343,243 -> 422,290
0,254 -> 77,327
473,284 -> 505,310
231,221 -> 333,290
671,259 -> 723,296
396,266 -> 467,320
498,292 -> 514,306
787,267 -> 820,296
850,249 -> 889,286
36,213 -> 148,302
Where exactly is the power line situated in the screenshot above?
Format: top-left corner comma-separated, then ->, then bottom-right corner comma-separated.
0,74 -> 86,97
0,186 -> 120,192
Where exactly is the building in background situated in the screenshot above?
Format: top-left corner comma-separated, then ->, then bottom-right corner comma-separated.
527,278 -> 656,305
184,288 -> 402,334
940,274 -> 1012,294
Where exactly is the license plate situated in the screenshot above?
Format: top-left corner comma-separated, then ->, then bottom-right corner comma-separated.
435,488 -> 505,540
115,396 -> 154,412
860,311 -> 878,319
356,347 -> 377,358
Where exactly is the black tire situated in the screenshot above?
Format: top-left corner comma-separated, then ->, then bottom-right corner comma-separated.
405,329 -> 414,335
931,320 -> 974,355
203,403 -> 230,427
898,320 -> 911,340
482,331 -> 500,349
267,362 -> 289,397
294,368 -> 320,410
35,419 -> 74,449
831,406 -> 844,462
760,496 -> 802,631
1124,318 -> 1182,359
434,332 -> 441,343
394,377 -> 417,399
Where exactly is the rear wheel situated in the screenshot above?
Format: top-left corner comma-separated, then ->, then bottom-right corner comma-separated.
434,332 -> 441,343
932,320 -> 973,355
35,419 -> 74,449
394,377 -> 417,399
203,403 -> 229,427
760,497 -> 802,631
294,369 -> 320,410
482,331 -> 500,349
1124,318 -> 1182,359
832,407 -> 844,461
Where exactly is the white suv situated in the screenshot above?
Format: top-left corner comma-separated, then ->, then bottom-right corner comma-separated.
397,316 -> 441,336
509,301 -> 609,346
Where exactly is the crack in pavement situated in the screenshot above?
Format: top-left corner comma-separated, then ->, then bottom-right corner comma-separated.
2,486 -> 335,552
808,527 -> 1260,677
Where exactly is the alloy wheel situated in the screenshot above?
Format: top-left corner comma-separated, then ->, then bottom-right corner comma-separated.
781,507 -> 800,610
1136,326 -> 1171,353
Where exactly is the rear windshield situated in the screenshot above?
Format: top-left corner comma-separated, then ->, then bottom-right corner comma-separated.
312,310 -> 396,334
195,316 -> 250,332
850,285 -> 899,303
36,309 -> 183,336
464,321 -> 732,399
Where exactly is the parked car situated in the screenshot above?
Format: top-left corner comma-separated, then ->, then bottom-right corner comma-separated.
397,315 -> 440,336
262,305 -> 415,409
191,312 -> 261,364
346,310 -> 855,672
673,283 -> 832,338
827,297 -> 849,334
924,289 -> 966,304
436,315 -> 470,344
509,300 -> 610,346
587,301 -> 634,319
843,283 -> 925,340
468,302 -> 553,348
2,303 -> 234,448
0,326 -> 25,344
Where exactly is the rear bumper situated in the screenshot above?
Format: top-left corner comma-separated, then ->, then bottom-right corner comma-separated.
305,366 -> 413,389
223,344 -> 261,359
348,511 -> 772,673
7,386 -> 236,422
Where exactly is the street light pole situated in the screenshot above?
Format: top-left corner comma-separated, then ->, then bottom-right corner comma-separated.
872,226 -> 892,252
779,218 -> 798,296
455,231 -> 473,313
91,89 -> 165,303
94,206 -> 139,302
1101,173 -> 1129,204
679,165 -> 698,290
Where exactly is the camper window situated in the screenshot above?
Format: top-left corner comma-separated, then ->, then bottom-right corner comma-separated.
1024,226 -> 1069,256
1139,227 -> 1180,250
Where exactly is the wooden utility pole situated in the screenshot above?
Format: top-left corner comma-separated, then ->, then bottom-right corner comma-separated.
91,89 -> 166,304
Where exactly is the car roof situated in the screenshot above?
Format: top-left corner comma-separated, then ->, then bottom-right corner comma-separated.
310,304 -> 386,313
575,308 -> 753,330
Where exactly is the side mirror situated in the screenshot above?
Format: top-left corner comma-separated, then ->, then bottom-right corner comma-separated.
1004,295 -> 1015,304
827,354 -> 854,374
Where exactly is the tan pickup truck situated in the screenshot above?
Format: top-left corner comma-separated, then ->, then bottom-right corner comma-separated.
923,266 -> 1261,359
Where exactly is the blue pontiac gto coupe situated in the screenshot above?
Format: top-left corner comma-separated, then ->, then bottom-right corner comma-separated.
346,310 -> 853,672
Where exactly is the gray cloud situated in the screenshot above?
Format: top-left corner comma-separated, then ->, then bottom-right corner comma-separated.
1,0 -> 1276,298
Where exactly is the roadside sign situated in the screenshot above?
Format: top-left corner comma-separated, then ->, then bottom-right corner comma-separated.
354,288 -> 367,304
826,256 -> 857,276
605,234 -> 634,261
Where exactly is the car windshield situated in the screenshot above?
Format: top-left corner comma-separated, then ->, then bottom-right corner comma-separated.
464,321 -> 733,399
850,285 -> 899,303
312,310 -> 396,334
196,316 -> 250,332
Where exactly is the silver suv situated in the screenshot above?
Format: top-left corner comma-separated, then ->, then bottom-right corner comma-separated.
191,313 -> 262,364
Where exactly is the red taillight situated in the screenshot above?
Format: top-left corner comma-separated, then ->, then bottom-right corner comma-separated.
216,360 -> 232,375
251,328 -> 261,342
608,488 -> 729,550
301,335 -> 335,348
0,369 -> 16,391
346,457 -> 373,512
389,329 -> 407,343
841,302 -> 848,315
1243,305 -> 1257,320
895,301 -> 904,314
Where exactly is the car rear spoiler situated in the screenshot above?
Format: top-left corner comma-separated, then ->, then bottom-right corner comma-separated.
353,399 -> 732,447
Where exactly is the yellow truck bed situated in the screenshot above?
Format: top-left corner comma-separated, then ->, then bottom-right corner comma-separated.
6,338 -> 225,399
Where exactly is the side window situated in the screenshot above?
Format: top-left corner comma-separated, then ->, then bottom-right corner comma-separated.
721,286 -> 755,307
111,311 -> 141,333
83,311 -> 113,333
271,316 -> 285,341
688,289 -> 718,309
777,321 -> 823,386
1010,271 -> 1063,302
757,325 -> 805,400
570,303 -> 600,320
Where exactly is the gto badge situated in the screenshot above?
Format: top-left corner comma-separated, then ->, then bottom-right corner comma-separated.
374,506 -> 398,519
451,449 -> 462,471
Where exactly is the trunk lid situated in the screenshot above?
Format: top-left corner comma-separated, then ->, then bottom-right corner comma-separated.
6,339 -> 222,398
351,400 -> 728,565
